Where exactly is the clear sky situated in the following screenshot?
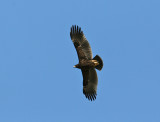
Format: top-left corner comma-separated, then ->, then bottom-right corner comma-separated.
0,0 -> 160,122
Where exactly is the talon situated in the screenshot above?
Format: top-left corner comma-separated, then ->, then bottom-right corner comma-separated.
92,60 -> 97,62
94,62 -> 99,66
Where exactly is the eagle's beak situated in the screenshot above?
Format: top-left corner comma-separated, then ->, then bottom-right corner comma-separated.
73,65 -> 76,68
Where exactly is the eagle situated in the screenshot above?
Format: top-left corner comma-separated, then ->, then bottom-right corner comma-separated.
70,25 -> 103,101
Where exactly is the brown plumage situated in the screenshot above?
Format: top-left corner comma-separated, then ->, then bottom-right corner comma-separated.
70,25 -> 103,101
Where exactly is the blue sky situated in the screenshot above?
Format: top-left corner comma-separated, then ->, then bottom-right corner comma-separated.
0,0 -> 160,122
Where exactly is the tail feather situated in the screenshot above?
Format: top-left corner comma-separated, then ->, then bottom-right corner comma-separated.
93,55 -> 103,71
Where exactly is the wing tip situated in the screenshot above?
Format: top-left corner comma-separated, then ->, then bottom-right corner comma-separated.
83,90 -> 97,101
70,25 -> 83,39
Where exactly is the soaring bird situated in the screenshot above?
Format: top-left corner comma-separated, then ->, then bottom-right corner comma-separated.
70,25 -> 103,101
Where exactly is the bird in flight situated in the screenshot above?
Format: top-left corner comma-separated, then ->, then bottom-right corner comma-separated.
70,25 -> 103,101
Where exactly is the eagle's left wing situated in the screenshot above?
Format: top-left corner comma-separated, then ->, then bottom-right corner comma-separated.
82,68 -> 98,101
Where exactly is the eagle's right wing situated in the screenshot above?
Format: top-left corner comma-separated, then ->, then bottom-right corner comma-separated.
70,25 -> 93,61
81,68 -> 98,101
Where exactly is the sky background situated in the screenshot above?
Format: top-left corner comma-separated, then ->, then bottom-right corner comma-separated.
0,0 -> 160,122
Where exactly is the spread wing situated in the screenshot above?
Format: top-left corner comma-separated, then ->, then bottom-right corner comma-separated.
82,68 -> 98,101
70,25 -> 93,60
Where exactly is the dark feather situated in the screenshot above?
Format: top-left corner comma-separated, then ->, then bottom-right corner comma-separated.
70,25 -> 93,60
82,68 -> 98,101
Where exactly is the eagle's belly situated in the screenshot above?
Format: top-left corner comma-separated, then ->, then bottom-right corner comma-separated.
79,60 -> 95,68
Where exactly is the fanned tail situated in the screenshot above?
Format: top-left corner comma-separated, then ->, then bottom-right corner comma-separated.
93,55 -> 103,71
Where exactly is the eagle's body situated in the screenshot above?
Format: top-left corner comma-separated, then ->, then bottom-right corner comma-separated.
70,25 -> 103,101
74,59 -> 98,68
